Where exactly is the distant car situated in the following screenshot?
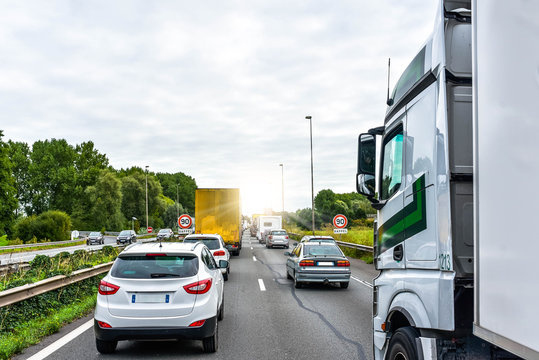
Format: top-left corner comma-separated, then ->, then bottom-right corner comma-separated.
94,241 -> 227,354
299,235 -> 337,244
116,230 -> 137,245
285,242 -> 351,289
183,234 -> 231,281
260,229 -> 271,244
87,232 -> 104,245
266,229 -> 289,249
156,228 -> 174,241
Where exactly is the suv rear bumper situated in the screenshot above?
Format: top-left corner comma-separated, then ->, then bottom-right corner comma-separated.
94,316 -> 217,341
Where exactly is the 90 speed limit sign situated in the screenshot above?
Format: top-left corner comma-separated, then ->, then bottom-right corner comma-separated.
178,214 -> 193,229
333,214 -> 348,229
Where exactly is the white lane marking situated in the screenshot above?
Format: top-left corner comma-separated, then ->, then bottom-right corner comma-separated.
251,247 -> 253,250
258,278 -> 266,291
253,256 -> 257,261
27,319 -> 94,360
351,276 -> 373,289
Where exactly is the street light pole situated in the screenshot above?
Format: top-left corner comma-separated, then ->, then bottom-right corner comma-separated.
279,164 -> 284,214
145,165 -> 149,230
132,217 -> 137,231
306,116 -> 315,236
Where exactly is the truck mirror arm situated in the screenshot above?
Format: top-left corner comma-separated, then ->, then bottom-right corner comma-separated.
369,198 -> 386,210
368,126 -> 385,136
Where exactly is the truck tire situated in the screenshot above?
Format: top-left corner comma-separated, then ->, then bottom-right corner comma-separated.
340,282 -> 349,289
96,338 -> 117,354
202,321 -> 218,353
386,327 -> 419,360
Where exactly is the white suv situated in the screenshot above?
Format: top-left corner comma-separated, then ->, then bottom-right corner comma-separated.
94,242 -> 227,354
183,234 -> 231,281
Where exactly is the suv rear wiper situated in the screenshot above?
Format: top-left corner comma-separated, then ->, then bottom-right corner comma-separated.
150,273 -> 181,278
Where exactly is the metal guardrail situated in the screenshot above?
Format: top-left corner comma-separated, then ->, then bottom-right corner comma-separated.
335,240 -> 373,252
0,262 -> 113,308
0,239 -> 83,251
288,232 -> 373,253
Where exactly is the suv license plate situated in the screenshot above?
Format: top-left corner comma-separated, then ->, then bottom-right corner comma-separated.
132,294 -> 170,303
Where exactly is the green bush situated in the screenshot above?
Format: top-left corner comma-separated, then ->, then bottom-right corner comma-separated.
30,255 -> 52,269
14,211 -> 71,243
0,235 -> 7,247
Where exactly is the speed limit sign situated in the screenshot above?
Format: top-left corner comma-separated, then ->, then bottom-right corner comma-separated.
333,214 -> 348,229
178,214 -> 193,229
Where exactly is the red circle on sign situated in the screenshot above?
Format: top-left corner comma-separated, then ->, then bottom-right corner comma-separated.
147,226 -> 153,233
333,214 -> 348,229
178,214 -> 193,229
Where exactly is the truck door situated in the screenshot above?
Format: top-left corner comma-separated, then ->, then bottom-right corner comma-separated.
403,84 -> 438,265
377,118 -> 406,269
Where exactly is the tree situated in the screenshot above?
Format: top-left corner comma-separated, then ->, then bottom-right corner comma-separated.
28,139 -> 77,215
156,172 -> 197,214
0,131 -> 18,235
14,210 -> 71,242
7,140 -> 31,216
80,170 -> 123,231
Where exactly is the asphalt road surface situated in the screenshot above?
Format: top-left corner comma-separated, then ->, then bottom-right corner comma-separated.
13,232 -> 378,360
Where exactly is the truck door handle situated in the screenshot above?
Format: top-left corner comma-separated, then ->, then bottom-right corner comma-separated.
393,244 -> 403,261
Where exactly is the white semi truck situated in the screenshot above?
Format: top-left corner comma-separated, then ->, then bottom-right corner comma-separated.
356,1 -> 539,359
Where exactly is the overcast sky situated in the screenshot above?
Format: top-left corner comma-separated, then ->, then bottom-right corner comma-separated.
1,1 -> 439,215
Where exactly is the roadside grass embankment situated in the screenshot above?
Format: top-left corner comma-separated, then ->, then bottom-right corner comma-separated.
284,224 -> 374,264
0,246 -> 119,359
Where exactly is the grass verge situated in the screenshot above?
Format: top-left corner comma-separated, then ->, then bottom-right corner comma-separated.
0,293 -> 96,360
0,241 -> 86,255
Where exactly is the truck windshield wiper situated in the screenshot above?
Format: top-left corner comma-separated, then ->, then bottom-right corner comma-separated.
150,273 -> 180,278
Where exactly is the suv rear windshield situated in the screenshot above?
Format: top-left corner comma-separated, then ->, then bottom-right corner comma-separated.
111,255 -> 199,279
271,231 -> 287,235
183,238 -> 220,250
304,245 -> 342,256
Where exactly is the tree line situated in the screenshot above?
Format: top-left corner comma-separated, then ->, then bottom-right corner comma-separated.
0,130 -> 196,241
285,189 -> 375,230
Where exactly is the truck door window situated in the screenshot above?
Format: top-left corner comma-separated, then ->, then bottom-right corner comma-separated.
381,129 -> 404,200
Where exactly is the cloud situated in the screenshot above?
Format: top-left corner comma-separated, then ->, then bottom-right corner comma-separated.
0,0 -> 439,214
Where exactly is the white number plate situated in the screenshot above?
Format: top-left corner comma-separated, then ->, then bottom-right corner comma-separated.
131,293 -> 170,303
317,262 -> 334,266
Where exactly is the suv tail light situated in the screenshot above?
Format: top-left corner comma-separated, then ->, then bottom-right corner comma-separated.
98,280 -> 120,295
213,250 -> 225,256
337,260 -> 350,267
299,260 -> 315,267
184,279 -> 212,294
285,235 -> 289,239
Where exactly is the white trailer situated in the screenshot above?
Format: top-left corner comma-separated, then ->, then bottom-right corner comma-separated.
356,0 -> 539,358
256,216 -> 282,240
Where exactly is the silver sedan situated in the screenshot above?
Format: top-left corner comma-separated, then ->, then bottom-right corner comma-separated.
285,242 -> 351,289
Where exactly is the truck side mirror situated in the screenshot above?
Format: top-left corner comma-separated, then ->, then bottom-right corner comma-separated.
357,133 -> 376,198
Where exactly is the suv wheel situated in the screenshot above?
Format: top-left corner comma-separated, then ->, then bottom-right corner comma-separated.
96,338 -> 117,354
202,321 -> 218,353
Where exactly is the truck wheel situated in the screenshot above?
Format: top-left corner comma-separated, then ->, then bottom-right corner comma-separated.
96,338 -> 117,354
386,327 -> 419,360
202,321 -> 218,353
340,282 -> 349,289
233,250 -> 240,256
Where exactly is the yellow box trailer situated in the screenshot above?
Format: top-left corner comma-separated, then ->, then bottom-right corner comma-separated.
195,188 -> 242,256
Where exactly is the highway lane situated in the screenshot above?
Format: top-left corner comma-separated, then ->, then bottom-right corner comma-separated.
0,236 -> 157,265
14,233 -> 378,360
